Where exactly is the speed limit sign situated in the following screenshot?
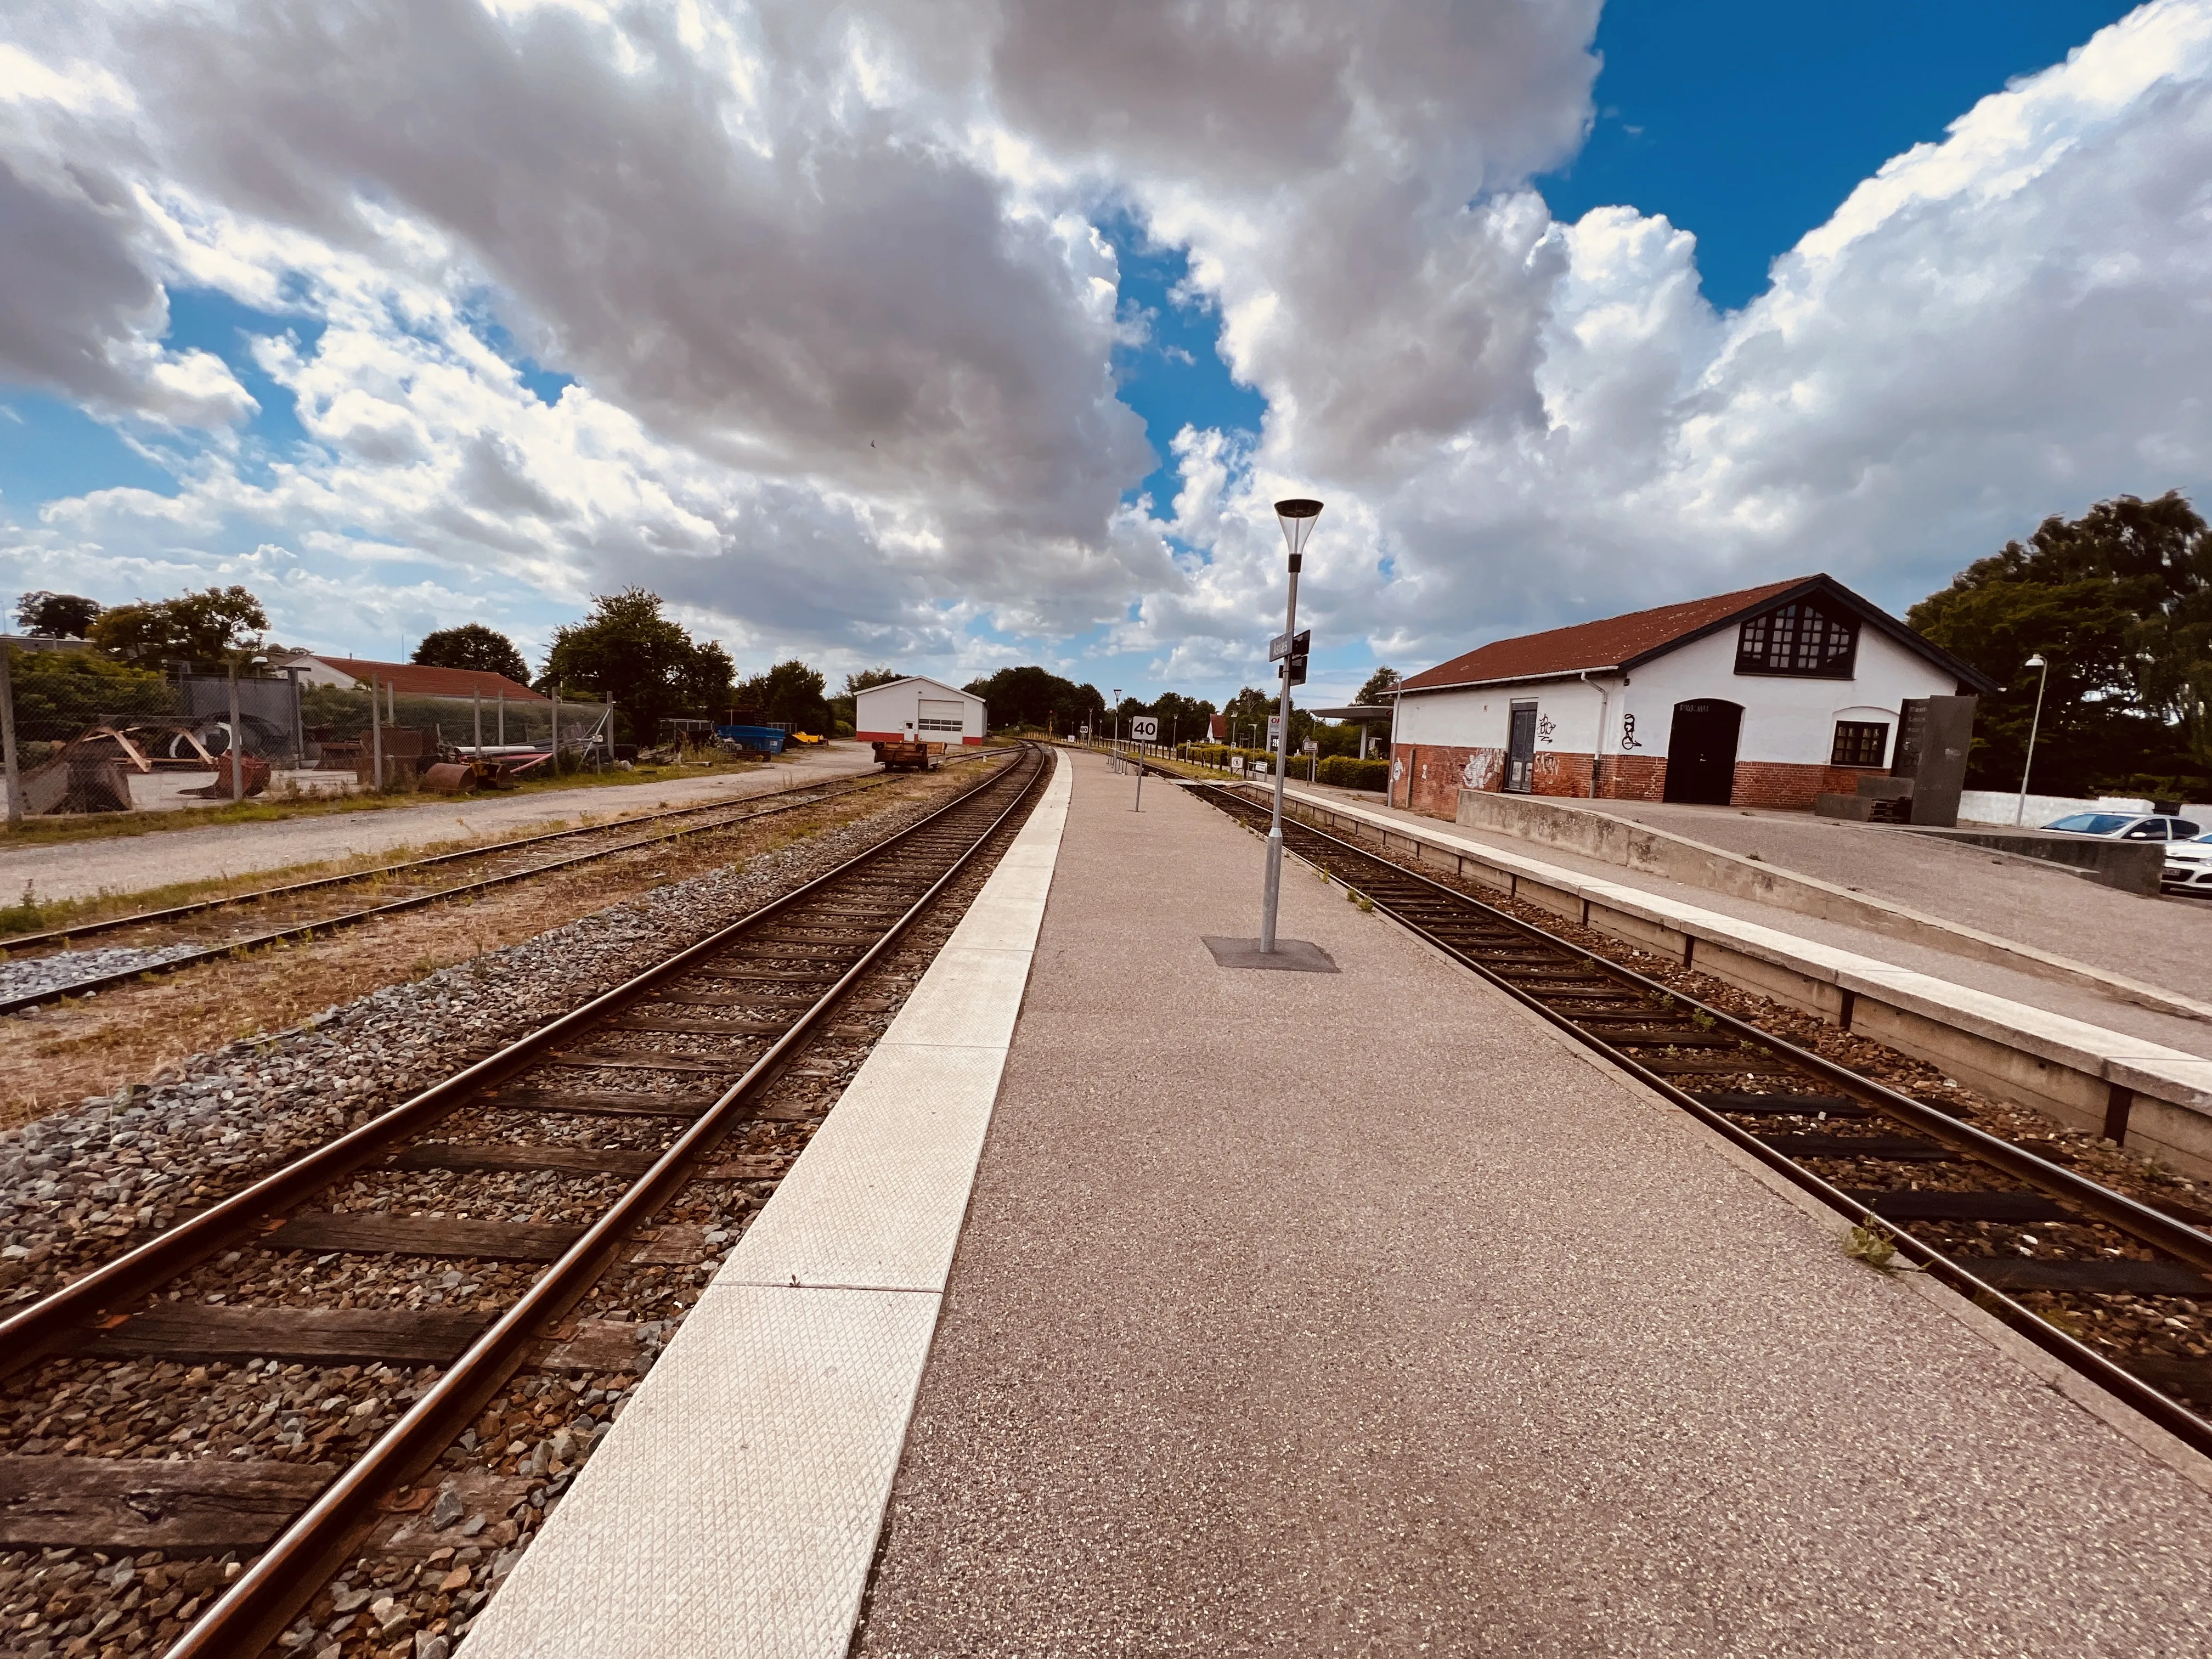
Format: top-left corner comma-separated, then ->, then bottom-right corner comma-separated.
1130,717 -> 1159,741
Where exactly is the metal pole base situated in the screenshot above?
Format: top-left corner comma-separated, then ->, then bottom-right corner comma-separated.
1260,829 -> 1283,952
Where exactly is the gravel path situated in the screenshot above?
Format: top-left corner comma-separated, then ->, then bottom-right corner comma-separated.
0,743 -> 882,906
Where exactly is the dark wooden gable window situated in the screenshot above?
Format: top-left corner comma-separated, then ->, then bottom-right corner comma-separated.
1735,596 -> 1859,678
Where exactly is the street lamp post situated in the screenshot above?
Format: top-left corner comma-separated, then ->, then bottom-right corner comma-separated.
2013,652 -> 2050,827
1112,689 -> 1121,757
1261,498 -> 1322,953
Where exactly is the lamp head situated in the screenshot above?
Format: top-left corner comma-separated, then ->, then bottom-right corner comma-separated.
1274,498 -> 1323,568
2024,653 -> 2046,669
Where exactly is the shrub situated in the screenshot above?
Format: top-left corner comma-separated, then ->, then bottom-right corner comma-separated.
1318,755 -> 1390,791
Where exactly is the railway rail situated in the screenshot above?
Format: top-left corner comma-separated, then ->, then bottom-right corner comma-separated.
1186,775 -> 2212,1459
0,749 -> 1011,1018
0,743 -> 1047,1657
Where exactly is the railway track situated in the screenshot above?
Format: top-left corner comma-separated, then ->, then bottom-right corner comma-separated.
1187,775 -> 2212,1458
0,743 -> 1047,1658
0,751 -> 1009,1018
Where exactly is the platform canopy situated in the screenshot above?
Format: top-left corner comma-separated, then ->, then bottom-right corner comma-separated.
1306,704 -> 1393,723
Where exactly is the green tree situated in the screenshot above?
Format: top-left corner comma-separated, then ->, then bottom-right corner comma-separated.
962,665 -> 1103,733
3,647 -> 172,755
733,659 -> 832,733
88,585 -> 267,665
540,588 -> 735,743
1910,491 -> 2212,795
1356,665 -> 1401,705
414,623 -> 531,684
15,592 -> 102,638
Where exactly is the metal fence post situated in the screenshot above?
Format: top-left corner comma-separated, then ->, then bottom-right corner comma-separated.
228,665 -> 244,803
370,676 -> 385,791
473,685 -> 483,757
0,643 -> 20,828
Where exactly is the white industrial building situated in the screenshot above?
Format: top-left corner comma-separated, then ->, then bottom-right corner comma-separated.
853,675 -> 988,746
1386,575 -> 1995,819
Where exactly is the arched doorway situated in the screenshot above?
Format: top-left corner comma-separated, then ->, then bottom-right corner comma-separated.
1663,699 -> 1742,804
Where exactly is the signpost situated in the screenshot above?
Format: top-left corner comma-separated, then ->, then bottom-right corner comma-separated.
1130,716 -> 1158,810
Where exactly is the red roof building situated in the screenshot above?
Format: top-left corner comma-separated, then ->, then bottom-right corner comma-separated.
279,654 -> 548,703
1386,574 -> 1992,819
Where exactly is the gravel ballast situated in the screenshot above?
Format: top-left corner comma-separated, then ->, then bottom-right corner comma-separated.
0,759 -> 1034,1659
0,770 -> 990,1308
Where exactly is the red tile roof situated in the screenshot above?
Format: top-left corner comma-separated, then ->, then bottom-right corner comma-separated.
304,656 -> 548,702
1399,578 -> 1815,691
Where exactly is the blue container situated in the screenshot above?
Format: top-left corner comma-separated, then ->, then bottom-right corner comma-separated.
715,724 -> 788,754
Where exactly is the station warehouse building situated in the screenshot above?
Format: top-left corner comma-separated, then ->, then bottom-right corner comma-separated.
1386,575 -> 1996,819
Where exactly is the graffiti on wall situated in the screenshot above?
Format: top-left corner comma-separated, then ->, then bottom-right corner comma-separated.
1620,712 -> 1643,751
1461,749 -> 1501,791
1536,713 -> 1556,744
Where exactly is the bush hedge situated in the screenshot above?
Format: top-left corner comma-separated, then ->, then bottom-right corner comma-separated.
1317,755 -> 1390,791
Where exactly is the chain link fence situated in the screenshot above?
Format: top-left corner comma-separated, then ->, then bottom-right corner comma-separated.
2,642 -> 610,819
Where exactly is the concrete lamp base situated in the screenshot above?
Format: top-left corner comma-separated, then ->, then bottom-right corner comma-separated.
1201,937 -> 1339,974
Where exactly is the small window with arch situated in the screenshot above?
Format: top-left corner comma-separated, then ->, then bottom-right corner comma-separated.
1830,720 -> 1888,768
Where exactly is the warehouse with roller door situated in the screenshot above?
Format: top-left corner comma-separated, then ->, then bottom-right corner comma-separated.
1386,574 -> 1996,820
853,675 -> 988,746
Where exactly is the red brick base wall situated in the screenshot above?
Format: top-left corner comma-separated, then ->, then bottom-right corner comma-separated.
1729,762 -> 1887,810
1594,755 -> 1667,801
1395,745 -> 1503,816
1393,749 -> 1888,817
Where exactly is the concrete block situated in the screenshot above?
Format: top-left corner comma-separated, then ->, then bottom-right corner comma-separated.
1585,901 -> 1689,962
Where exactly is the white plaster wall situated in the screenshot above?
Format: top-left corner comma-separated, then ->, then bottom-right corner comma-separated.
853,678 -> 985,740
1392,622 -> 1966,768
1390,678 -> 1615,753
1613,626 -> 1956,763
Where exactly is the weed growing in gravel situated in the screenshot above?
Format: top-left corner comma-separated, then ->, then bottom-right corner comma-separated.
1843,1223 -> 1917,1276
0,882 -> 42,935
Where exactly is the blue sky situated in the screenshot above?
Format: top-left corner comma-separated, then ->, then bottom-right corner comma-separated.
4,0 -> 2203,708
1543,1 -> 2139,311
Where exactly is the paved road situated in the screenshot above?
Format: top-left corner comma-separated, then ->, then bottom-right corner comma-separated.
2,743 -> 883,905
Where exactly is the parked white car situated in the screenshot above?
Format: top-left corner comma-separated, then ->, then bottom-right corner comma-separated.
2040,811 -> 2203,842
2164,831 -> 2212,894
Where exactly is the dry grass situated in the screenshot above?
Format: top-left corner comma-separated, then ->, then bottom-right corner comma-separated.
0,757 -> 778,850
0,821 -> 584,939
0,768 -> 978,1129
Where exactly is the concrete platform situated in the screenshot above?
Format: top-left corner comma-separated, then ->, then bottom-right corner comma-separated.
856,753 -> 2212,1655
462,751 -> 2212,1657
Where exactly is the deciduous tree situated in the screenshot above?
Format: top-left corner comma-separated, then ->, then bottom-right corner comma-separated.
14,592 -> 102,639
540,589 -> 733,743
87,586 -> 267,665
413,623 -> 531,684
1911,491 -> 2212,796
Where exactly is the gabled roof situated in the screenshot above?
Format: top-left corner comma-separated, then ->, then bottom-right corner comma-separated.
1398,574 -> 1997,696
296,655 -> 548,702
852,675 -> 982,703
